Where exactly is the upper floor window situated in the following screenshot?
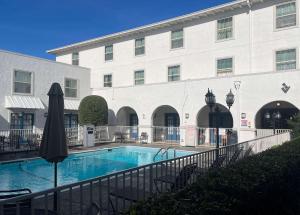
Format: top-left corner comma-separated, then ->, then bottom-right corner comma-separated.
72,52 -> 79,65
65,78 -> 78,98
276,49 -> 296,71
168,65 -> 180,82
276,2 -> 297,29
171,29 -> 184,49
104,74 -> 112,87
13,70 -> 32,94
217,58 -> 233,76
217,17 -> 233,40
135,38 -> 145,56
105,45 -> 113,61
134,70 -> 144,85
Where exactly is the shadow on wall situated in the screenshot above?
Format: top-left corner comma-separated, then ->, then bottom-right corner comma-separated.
0,114 -> 9,130
108,109 -> 117,126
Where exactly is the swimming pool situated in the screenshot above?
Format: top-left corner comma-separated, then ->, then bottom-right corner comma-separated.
0,146 -> 195,192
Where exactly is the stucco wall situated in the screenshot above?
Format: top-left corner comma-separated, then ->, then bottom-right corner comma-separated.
0,50 -> 91,129
55,0 -> 300,89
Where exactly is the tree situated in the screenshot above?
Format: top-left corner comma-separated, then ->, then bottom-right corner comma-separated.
78,95 -> 108,126
288,113 -> 300,138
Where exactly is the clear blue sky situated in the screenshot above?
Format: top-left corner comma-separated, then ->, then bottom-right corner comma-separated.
0,0 -> 232,59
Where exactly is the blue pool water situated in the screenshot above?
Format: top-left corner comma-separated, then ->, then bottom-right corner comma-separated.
0,146 -> 194,192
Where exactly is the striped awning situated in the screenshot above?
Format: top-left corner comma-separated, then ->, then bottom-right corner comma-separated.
5,96 -> 45,109
64,99 -> 80,110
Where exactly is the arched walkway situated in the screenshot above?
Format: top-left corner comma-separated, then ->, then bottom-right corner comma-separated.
152,105 -> 180,142
196,104 -> 235,146
255,101 -> 299,129
116,106 -> 139,139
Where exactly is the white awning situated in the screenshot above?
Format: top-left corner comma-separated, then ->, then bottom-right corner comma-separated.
5,96 -> 45,109
64,100 -> 80,110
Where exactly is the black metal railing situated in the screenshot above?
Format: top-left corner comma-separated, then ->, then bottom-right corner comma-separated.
0,132 -> 291,215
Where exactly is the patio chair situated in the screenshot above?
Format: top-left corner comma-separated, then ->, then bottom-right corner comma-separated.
154,163 -> 198,193
8,134 -> 21,151
139,132 -> 148,144
114,132 -> 126,143
86,202 -> 102,215
108,186 -> 152,214
227,147 -> 243,166
0,135 -> 6,151
27,134 -> 40,151
195,154 -> 226,175
244,144 -> 255,157
0,188 -> 32,215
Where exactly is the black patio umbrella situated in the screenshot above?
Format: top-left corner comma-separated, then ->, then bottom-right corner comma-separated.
39,82 -> 68,210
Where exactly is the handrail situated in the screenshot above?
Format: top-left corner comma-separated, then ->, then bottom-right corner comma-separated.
153,148 -> 165,161
162,147 -> 176,159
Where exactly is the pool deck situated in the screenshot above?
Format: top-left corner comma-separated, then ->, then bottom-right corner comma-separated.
0,142 -> 213,162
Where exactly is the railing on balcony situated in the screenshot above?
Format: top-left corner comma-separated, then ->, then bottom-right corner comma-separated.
0,131 -> 291,215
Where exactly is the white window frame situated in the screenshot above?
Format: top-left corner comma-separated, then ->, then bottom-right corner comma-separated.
135,38 -> 145,56
103,74 -> 113,87
170,29 -> 184,50
64,78 -> 79,98
216,57 -> 234,77
134,70 -> 145,85
12,70 -> 33,95
167,65 -> 181,82
275,48 -> 297,71
274,1 -> 298,31
105,45 -> 113,62
216,16 -> 234,42
72,52 -> 79,66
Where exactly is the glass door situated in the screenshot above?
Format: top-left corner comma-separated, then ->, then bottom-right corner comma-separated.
129,114 -> 139,139
165,113 -> 180,141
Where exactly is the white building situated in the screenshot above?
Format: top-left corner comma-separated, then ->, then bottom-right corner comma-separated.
2,0 -> 298,146
0,50 -> 91,131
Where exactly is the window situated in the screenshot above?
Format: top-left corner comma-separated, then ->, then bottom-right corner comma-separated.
10,113 -> 34,129
276,2 -> 297,29
134,70 -> 144,85
72,52 -> 79,65
168,66 -> 180,82
64,114 -> 78,128
276,49 -> 297,71
217,17 -> 233,40
65,78 -> 78,98
135,38 -> 145,56
171,29 -> 184,49
104,74 -> 112,87
13,70 -> 32,94
217,58 -> 233,76
105,45 -> 113,61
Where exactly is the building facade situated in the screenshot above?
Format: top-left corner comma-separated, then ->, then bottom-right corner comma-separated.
45,0 -> 300,145
0,50 -> 91,131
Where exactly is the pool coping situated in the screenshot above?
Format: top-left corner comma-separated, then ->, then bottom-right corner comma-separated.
0,145 -> 197,165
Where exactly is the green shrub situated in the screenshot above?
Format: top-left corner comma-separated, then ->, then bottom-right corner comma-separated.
78,95 -> 108,126
288,113 -> 300,138
129,138 -> 300,215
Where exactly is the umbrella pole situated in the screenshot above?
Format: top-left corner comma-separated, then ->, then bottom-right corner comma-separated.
54,162 -> 58,211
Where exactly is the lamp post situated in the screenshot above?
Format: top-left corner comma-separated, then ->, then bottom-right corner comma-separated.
205,89 -> 235,158
264,111 -> 281,135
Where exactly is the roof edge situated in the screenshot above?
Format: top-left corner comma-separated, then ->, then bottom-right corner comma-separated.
47,0 -> 249,55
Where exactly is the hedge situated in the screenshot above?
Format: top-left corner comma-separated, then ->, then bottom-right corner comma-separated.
78,95 -> 108,126
129,138 -> 300,215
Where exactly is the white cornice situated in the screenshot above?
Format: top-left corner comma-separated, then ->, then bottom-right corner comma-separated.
47,0 -> 265,55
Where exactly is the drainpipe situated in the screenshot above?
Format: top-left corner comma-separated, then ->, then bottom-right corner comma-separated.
234,81 -> 241,143
247,0 -> 253,74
